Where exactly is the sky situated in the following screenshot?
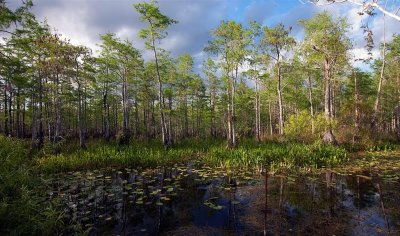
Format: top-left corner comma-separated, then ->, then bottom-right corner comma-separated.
9,0 -> 400,72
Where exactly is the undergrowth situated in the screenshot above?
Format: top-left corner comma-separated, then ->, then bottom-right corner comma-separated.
0,136 -> 63,235
204,142 -> 348,171
36,138 -> 348,173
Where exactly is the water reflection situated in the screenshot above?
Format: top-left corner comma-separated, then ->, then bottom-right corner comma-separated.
46,164 -> 400,235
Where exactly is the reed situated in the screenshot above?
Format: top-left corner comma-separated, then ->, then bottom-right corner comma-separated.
36,138 -> 348,173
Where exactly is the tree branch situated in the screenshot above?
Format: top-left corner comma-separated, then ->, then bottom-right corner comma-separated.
371,1 -> 400,21
303,0 -> 400,21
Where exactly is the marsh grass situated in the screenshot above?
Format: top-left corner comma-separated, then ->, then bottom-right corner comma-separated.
0,136 -> 63,235
36,138 -> 348,173
204,141 -> 348,171
36,139 -> 216,172
0,135 -> 388,235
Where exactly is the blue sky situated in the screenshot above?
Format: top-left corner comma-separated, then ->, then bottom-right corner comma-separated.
9,0 -> 400,71
229,0 -> 296,22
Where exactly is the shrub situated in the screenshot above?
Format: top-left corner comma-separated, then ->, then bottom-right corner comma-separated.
0,136 -> 63,235
284,110 -> 314,143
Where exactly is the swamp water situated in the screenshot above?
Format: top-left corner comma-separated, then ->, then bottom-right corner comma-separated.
44,162 -> 400,235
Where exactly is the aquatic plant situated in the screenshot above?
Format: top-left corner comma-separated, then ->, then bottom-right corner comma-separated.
204,142 -> 347,172
36,138 -> 348,173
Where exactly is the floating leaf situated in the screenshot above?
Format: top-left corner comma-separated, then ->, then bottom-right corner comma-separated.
160,196 -> 171,201
212,205 -> 224,210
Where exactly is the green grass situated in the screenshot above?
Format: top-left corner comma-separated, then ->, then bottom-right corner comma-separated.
0,136 -> 63,235
36,138 -> 348,173
204,142 -> 348,171
0,135 -> 386,234
36,138 -> 223,173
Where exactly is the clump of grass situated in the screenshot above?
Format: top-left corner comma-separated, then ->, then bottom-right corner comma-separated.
0,135 -> 63,235
37,138 -> 348,173
367,143 -> 400,152
203,142 -> 348,171
36,139 -> 214,173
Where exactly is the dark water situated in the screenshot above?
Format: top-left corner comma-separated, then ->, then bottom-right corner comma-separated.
46,163 -> 400,235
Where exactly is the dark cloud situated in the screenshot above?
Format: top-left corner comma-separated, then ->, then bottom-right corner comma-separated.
8,0 -> 398,72
24,0 -> 229,63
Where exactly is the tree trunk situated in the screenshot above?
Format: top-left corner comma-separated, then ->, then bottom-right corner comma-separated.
396,74 -> 400,142
44,76 -> 51,142
331,80 -> 335,118
83,81 -> 88,142
54,73 -> 62,147
307,73 -> 315,135
8,82 -> 12,136
102,81 -> 110,140
4,80 -> 8,136
227,75 -> 232,146
123,74 -> 129,133
38,71 -> 44,148
353,71 -> 360,143
168,95 -> 173,145
371,14 -> 386,130
151,99 -> 156,138
268,101 -> 273,136
75,61 -> 86,149
151,32 -> 170,148
121,68 -> 130,144
323,58 -> 337,145
230,68 -> 237,148
255,78 -> 261,143
22,100 -> 25,137
31,81 -> 37,149
134,101 -> 139,137
184,91 -> 188,137
277,64 -> 284,135
196,90 -> 201,137
210,90 -> 215,137
77,84 -> 86,148
16,88 -> 21,138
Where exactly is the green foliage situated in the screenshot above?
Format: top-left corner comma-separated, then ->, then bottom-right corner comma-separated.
133,0 -> 178,49
262,23 -> 296,56
204,141 -> 348,171
37,139 -> 204,173
284,111 -> 339,143
36,138 -> 347,174
284,110 -> 314,142
314,112 -> 338,134
0,135 -> 63,235
206,20 -> 248,73
0,0 -> 33,30
299,11 -> 351,65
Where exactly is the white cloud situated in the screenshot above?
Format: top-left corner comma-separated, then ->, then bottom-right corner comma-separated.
8,0 -> 398,73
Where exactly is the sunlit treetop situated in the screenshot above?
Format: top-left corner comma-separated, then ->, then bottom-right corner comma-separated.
133,0 -> 178,47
